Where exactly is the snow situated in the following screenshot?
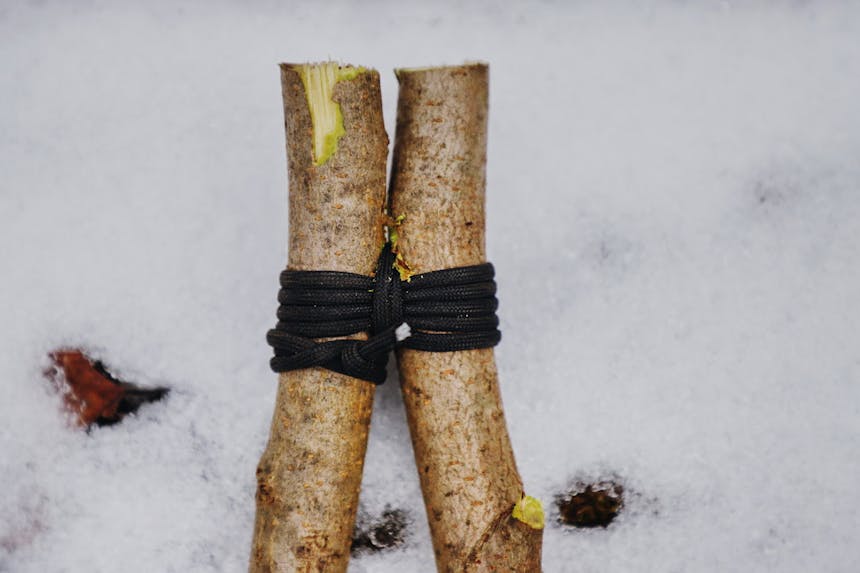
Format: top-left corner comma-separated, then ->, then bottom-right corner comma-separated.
2,1 -> 859,571
394,323 -> 412,343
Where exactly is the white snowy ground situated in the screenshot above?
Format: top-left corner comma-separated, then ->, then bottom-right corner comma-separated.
2,1 -> 859,571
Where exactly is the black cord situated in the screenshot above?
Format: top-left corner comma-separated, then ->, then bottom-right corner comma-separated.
267,243 -> 501,384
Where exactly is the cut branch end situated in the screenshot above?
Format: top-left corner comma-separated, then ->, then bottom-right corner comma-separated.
288,62 -> 367,166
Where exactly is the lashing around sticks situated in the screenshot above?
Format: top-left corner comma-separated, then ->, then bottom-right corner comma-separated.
267,242 -> 501,384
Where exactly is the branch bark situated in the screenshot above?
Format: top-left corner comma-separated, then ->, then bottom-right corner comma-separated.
250,62 -> 388,573
390,63 -> 544,572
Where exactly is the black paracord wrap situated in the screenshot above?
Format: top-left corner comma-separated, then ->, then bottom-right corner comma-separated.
266,243 -> 501,384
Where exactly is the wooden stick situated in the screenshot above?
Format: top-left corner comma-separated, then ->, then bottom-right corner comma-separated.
390,63 -> 544,572
250,62 -> 388,573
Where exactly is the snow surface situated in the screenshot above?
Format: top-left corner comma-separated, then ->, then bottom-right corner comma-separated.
2,1 -> 860,571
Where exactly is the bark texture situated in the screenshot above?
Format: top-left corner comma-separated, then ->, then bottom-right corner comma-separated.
250,64 -> 388,573
390,64 -> 543,572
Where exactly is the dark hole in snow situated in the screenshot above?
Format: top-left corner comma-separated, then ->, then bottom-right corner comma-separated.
45,349 -> 169,428
556,480 -> 624,528
351,507 -> 409,555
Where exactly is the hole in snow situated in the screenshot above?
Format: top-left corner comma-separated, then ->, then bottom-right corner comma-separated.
555,480 -> 624,528
351,507 -> 410,555
45,349 -> 169,428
